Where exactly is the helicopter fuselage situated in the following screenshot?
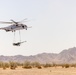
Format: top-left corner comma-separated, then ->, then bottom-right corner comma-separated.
0,24 -> 27,32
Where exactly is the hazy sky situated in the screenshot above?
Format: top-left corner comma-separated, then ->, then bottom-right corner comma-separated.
0,0 -> 76,56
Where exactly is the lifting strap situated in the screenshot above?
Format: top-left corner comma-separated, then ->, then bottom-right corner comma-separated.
13,30 -> 21,43
13,30 -> 26,46
19,30 -> 21,42
13,31 -> 16,43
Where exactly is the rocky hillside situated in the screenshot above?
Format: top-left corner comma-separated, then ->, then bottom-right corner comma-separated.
0,47 -> 76,64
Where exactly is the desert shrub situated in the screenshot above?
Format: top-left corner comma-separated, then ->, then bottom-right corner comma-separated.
0,62 -> 9,69
43,63 -> 52,68
31,62 -> 41,68
61,64 -> 70,68
22,61 -> 32,69
2,63 -> 6,70
73,64 -> 76,68
61,64 -> 65,68
65,64 -> 70,68
37,66 -> 42,69
71,64 -> 76,68
14,62 -> 23,66
52,63 -> 57,67
9,61 -> 17,70
0,61 -> 3,68
2,62 -> 9,70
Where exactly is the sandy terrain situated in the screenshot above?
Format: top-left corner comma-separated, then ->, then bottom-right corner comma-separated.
0,67 -> 76,75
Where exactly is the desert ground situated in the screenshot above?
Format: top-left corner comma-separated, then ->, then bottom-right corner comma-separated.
0,67 -> 76,75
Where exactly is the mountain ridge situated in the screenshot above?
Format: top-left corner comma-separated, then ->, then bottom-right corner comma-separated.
0,47 -> 76,64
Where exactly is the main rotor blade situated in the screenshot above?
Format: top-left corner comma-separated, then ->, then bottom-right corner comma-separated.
19,18 -> 28,23
10,19 -> 17,23
0,21 -> 13,24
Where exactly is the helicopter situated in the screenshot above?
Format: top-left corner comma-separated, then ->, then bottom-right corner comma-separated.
0,19 -> 32,46
0,19 -> 32,32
